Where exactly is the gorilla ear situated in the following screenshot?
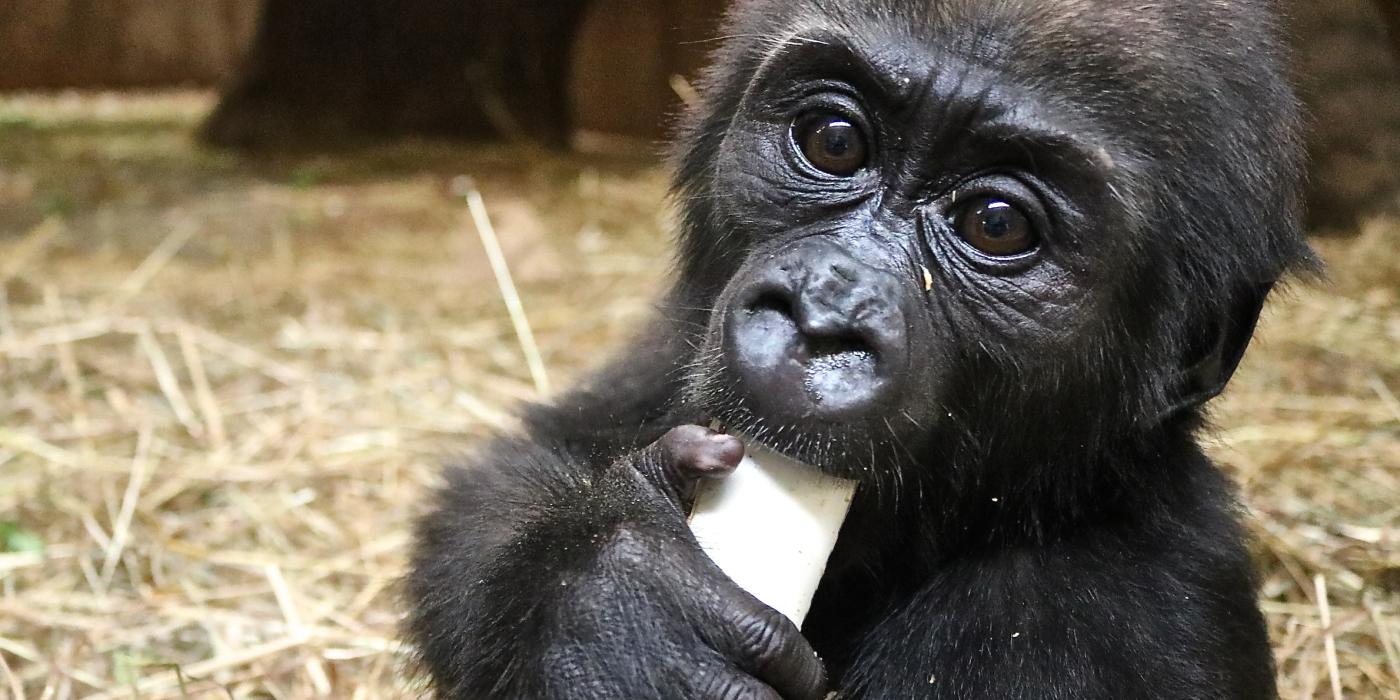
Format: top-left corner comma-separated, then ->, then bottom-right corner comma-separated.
1167,282 -> 1273,417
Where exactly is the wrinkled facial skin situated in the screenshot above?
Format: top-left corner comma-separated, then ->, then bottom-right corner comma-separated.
675,0 -> 1309,487
689,39 -> 1111,477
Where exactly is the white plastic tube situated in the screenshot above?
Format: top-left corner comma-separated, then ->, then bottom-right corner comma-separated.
687,438 -> 858,625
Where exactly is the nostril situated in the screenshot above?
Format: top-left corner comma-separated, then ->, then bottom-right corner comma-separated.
746,289 -> 876,361
748,290 -> 795,318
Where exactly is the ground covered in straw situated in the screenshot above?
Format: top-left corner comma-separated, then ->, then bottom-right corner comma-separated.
0,92 -> 1395,699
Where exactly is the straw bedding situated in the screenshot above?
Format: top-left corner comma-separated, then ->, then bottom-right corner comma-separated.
0,92 -> 1395,699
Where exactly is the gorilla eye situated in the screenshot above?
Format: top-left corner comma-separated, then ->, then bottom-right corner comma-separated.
793,113 -> 868,176
953,197 -> 1038,257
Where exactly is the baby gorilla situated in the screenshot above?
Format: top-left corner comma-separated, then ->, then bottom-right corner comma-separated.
408,0 -> 1314,697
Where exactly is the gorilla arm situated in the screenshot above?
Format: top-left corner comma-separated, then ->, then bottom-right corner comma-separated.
406,317 -> 827,699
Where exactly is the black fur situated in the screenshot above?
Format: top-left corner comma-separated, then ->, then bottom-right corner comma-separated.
408,1 -> 1315,697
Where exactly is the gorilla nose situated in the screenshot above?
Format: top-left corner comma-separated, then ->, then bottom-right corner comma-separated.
723,242 -> 909,421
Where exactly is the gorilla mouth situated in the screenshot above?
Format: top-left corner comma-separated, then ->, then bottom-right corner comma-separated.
801,340 -> 880,408
715,296 -> 892,428
747,291 -> 882,405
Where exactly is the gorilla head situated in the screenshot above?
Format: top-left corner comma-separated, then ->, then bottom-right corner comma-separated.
674,0 -> 1313,503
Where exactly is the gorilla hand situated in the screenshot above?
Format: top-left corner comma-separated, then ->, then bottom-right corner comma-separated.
411,424 -> 827,700
538,425 -> 827,700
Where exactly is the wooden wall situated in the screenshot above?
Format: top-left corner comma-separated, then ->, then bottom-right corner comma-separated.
1,0 -> 1395,176
0,0 -> 724,139
570,0 -> 723,138
0,0 -> 261,90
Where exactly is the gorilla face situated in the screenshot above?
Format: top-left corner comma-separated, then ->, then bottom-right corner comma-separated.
677,1 -> 1308,482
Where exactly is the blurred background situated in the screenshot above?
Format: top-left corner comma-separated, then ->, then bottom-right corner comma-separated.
0,1 -> 1395,698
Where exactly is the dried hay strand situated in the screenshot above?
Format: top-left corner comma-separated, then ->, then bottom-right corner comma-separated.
0,91 -> 1396,699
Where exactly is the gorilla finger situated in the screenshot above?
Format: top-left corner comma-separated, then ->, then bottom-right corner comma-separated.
660,425 -> 744,478
715,605 -> 827,700
637,425 -> 744,504
690,666 -> 783,700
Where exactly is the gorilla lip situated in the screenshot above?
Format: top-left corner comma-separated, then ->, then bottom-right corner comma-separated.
688,425 -> 858,625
